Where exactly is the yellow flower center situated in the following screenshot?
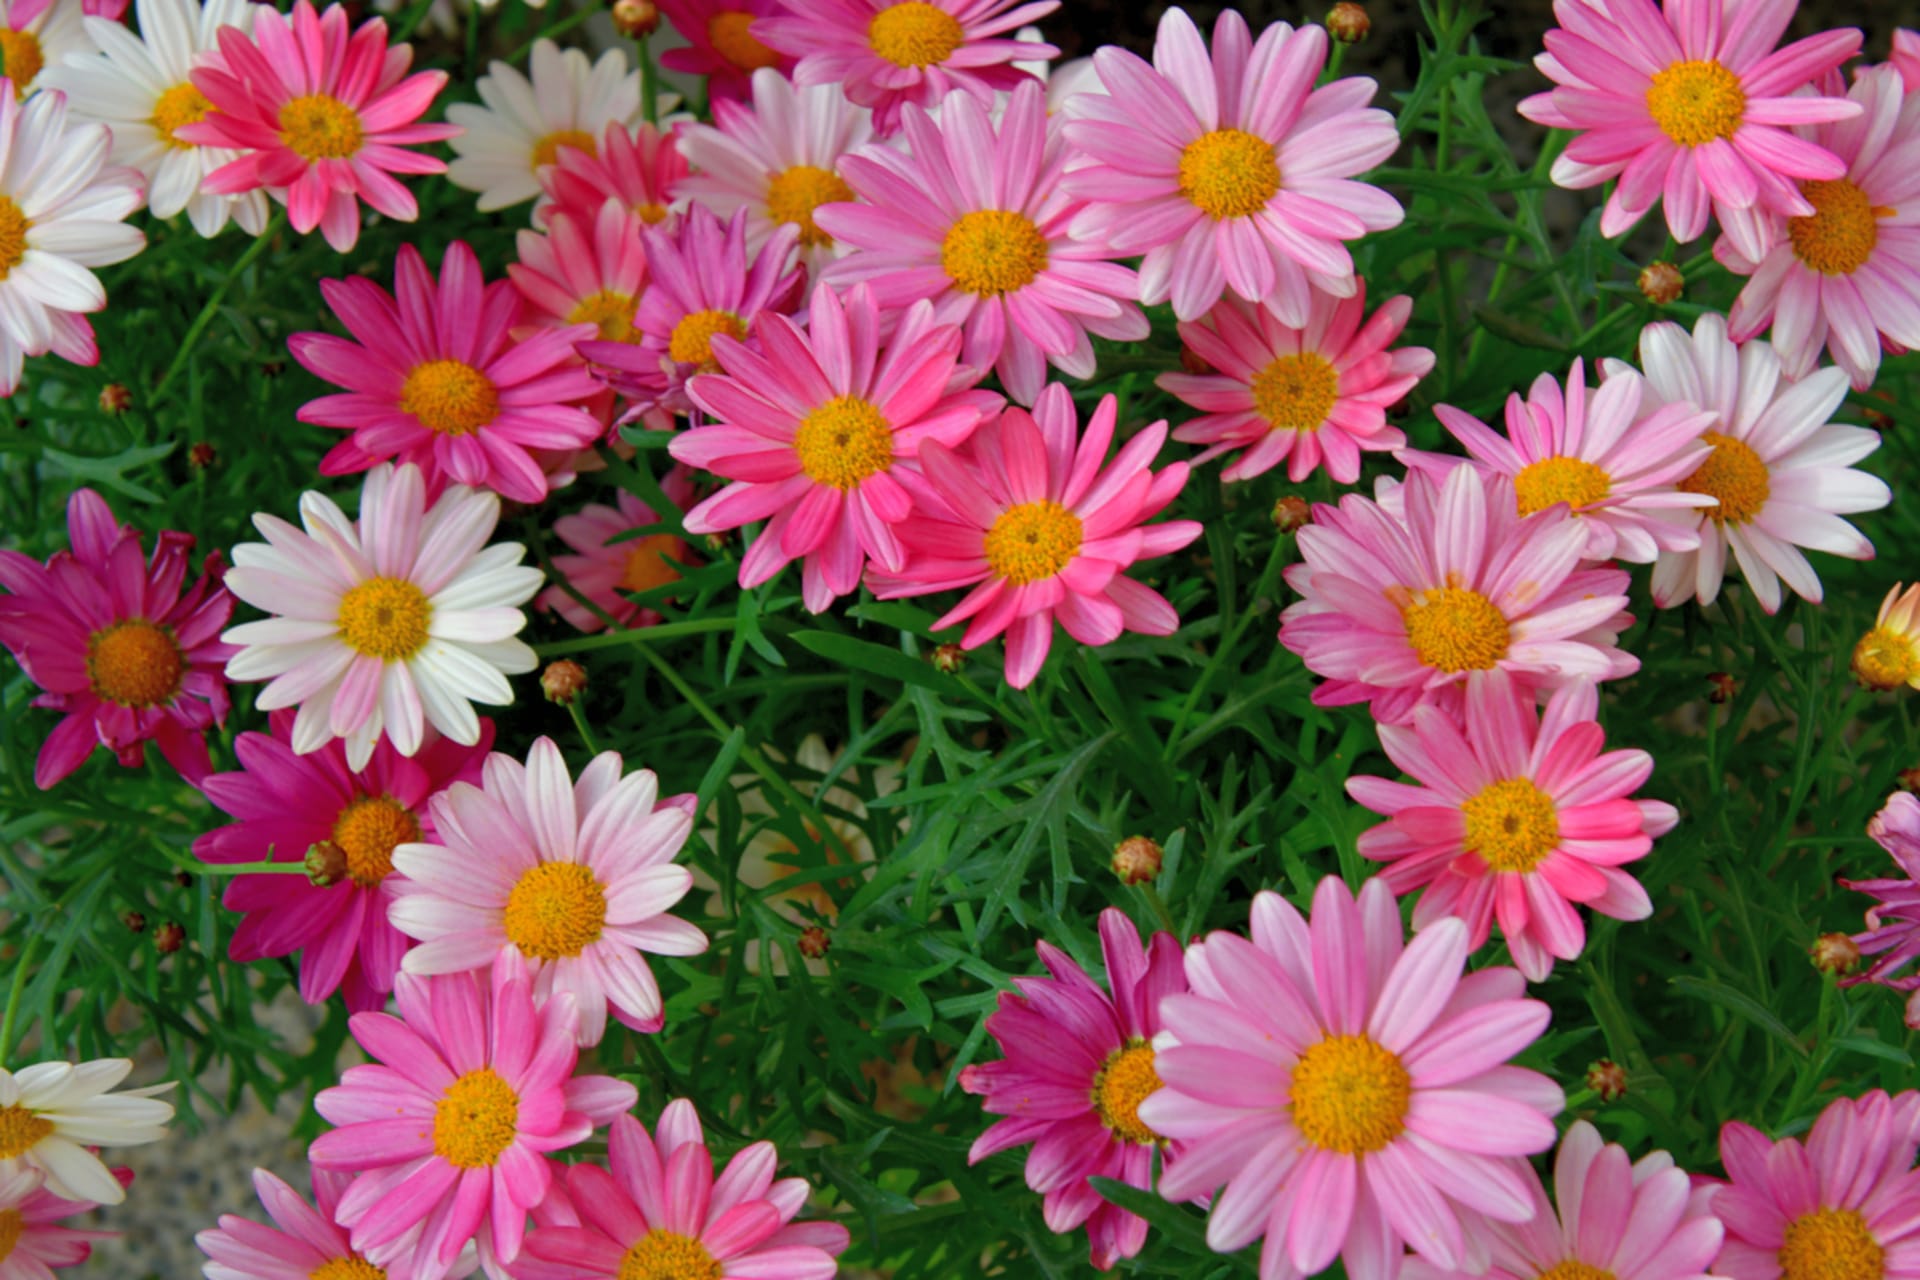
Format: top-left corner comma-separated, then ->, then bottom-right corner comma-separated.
0,29 -> 42,97
1678,431 -> 1769,524
1090,1039 -> 1163,1145
1779,1208 -> 1885,1280
0,195 -> 30,279
941,209 -> 1048,296
792,394 -> 895,490
620,534 -> 688,595
619,1228 -> 723,1280
569,289 -> 639,343
1645,59 -> 1745,147
331,795 -> 420,888
1290,1033 -> 1411,1155
707,10 -> 782,72
0,1209 -> 21,1265
336,577 -> 432,662
432,1068 -> 519,1169
1461,777 -> 1561,872
0,1103 -> 53,1159
1251,352 -> 1339,432
867,1 -> 964,68
984,500 -> 1083,585
86,619 -> 185,709
636,201 -> 670,224
152,81 -> 212,149
530,128 -> 597,172
1854,625 -> 1920,691
1514,456 -> 1612,516
1789,179 -> 1889,277
400,359 -> 499,436
503,862 -> 606,961
1179,128 -> 1281,220
767,164 -> 855,248
1537,1262 -> 1617,1280
668,308 -> 747,371
279,93 -> 363,160
1399,584 -> 1510,673
311,1258 -> 387,1280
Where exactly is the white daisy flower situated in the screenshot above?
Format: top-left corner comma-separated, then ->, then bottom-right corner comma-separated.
0,0 -> 93,101
445,38 -> 640,212
220,462 -> 542,771
0,1059 -> 173,1205
40,0 -> 268,237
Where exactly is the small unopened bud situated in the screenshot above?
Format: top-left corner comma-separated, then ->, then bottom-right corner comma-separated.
98,383 -> 132,414
188,441 -> 217,470
1326,2 -> 1369,42
703,531 -> 733,555
1900,766 -> 1920,794
174,870 -> 193,888
261,359 -> 285,378
1707,672 -> 1735,704
1111,835 -> 1163,886
542,659 -> 588,705
305,840 -> 349,888
930,643 -> 964,674
611,0 -> 659,36
154,922 -> 186,955
1637,261 -> 1684,305
1178,343 -> 1213,376
798,925 -> 830,960
1585,1059 -> 1627,1102
123,910 -> 147,933
1810,932 -> 1861,975
1272,495 -> 1311,534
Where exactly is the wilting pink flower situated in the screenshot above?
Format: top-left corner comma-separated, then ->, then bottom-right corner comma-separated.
538,119 -> 686,230
196,1167 -> 467,1280
537,473 -> 699,632
0,1165 -> 128,1279
1841,791 -> 1920,1027
655,0 -> 794,104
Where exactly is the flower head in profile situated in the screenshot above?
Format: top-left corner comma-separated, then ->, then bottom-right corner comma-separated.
656,0 -> 794,104
537,472 -> 698,633
196,1167 -> 467,1280
0,1059 -> 171,1205
0,1164 -> 128,1277
537,118 -> 684,230
1841,791 -> 1920,1027
1854,585 -> 1920,693
446,40 -> 639,212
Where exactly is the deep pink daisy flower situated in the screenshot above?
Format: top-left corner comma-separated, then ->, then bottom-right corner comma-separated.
816,79 -> 1145,407
537,472 -> 699,633
655,0 -> 794,104
959,908 -> 1190,1270
0,1165 -> 128,1279
516,1100 -> 851,1279
1517,0 -> 1861,251
670,280 -> 1002,613
867,384 -> 1203,689
196,1167 -> 460,1280
1346,672 -> 1679,982
757,0 -> 1059,138
1140,875 -> 1563,1280
309,953 -> 639,1278
1062,7 -> 1402,324
182,0 -> 459,252
1840,791 -> 1920,1026
1156,286 -> 1433,484
194,707 -> 494,1013
537,120 -> 687,231
289,240 -> 604,506
0,488 -> 233,790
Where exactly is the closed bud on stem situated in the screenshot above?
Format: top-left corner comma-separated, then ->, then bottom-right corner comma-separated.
305,840 -> 348,888
930,643 -> 964,674
1810,932 -> 1861,975
155,922 -> 186,955
1707,672 -> 1735,704
1325,1 -> 1370,42
542,659 -> 588,705
1111,835 -> 1163,886
1585,1058 -> 1627,1102
1637,261 -> 1684,305
189,442 -> 217,470
123,911 -> 146,933
98,383 -> 132,414
1272,495 -> 1312,534
611,0 -> 659,37
798,925 -> 831,960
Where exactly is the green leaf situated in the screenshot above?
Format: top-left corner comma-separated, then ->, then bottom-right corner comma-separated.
1087,1177 -> 1226,1262
791,630 -> 958,695
1831,1034 -> 1913,1066
1469,305 -> 1571,352
43,443 -> 176,504
1671,976 -> 1807,1058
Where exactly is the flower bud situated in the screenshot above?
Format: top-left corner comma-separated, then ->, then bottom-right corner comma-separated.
123,910 -> 147,933
305,840 -> 349,888
1900,766 -> 1920,794
1706,672 -> 1735,704
188,442 -> 217,470
542,659 -> 588,705
611,0 -> 659,36
1637,261 -> 1684,305
155,922 -> 186,955
1810,932 -> 1861,975
175,870 -> 194,888
703,530 -> 734,555
1111,835 -> 1163,886
798,925 -> 830,960
1325,1 -> 1370,43
1584,1058 -> 1627,1102
1272,495 -> 1311,534
99,383 -> 132,414
930,643 -> 964,674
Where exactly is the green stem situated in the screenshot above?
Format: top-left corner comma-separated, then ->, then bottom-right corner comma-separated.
196,860 -> 311,876
567,698 -> 601,755
1138,882 -> 1179,937
151,212 -> 284,405
638,32 -> 660,126
0,932 -> 41,1063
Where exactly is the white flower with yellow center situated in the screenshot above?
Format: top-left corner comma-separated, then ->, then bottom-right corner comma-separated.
0,0 -> 92,102
0,1059 -> 172,1205
445,39 -> 640,212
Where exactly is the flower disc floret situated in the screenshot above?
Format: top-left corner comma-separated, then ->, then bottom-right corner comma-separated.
1463,777 -> 1561,872
1289,1033 -> 1411,1154
941,210 -> 1049,296
768,164 -> 854,246
1179,128 -> 1280,220
1645,59 -> 1745,147
1515,456 -> 1611,515
87,620 -> 184,709
1779,1209 -> 1883,1280
0,196 -> 27,279
1540,1261 -> 1619,1280
1091,1041 -> 1162,1145
332,795 -> 419,888
569,290 -> 639,343
530,127 -> 596,171
1679,431 -> 1770,524
336,577 -> 432,661
0,31 -> 42,98
279,93 -> 363,160
503,862 -> 607,961
432,1068 -> 520,1168
1401,584 -> 1511,672
0,1105 -> 53,1159
793,395 -> 895,489
866,2 -> 963,68
1251,353 -> 1338,432
400,359 -> 499,436
312,1260 -> 385,1280
709,11 -> 782,71
1788,180 -> 1884,276
152,82 -> 212,148
669,308 -> 748,370
984,500 -> 1083,586
619,1229 -> 723,1280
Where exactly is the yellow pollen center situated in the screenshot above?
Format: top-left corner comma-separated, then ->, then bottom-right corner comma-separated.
331,795 -> 420,888
1645,59 -> 1745,147
503,861 -> 606,961
432,1068 -> 519,1169
278,93 -> 363,160
867,2 -> 964,68
984,500 -> 1083,585
636,201 -> 670,223
310,1258 -> 387,1280
1779,1208 -> 1885,1280
0,1210 -> 20,1264
1400,584 -> 1510,672
707,10 -> 782,72
1290,1033 -> 1411,1155
0,195 -> 29,279
152,81 -> 212,148
619,1228 -> 724,1280
400,359 -> 499,436
1678,431 -> 1770,524
1789,179 -> 1888,276
1461,777 -> 1561,872
1251,352 -> 1340,432
620,534 -> 688,595
941,209 -> 1048,296
668,308 -> 747,371
1179,128 -> 1281,220
0,29 -> 42,97
792,394 -> 895,489
86,619 -> 185,709
1538,1262 -> 1618,1280
1091,1040 -> 1163,1145
569,289 -> 639,343
530,128 -> 596,172
767,164 -> 855,247
1854,625 -> 1920,691
336,577 -> 432,662
1514,456 -> 1612,516
0,1103 -> 53,1159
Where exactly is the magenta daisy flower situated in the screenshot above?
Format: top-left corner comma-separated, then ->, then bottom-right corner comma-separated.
1840,792 -> 1920,1025
1517,0 -> 1861,248
516,1100 -> 851,1279
194,708 -> 494,1012
867,384 -> 1203,689
1062,7 -> 1402,324
183,0 -> 459,252
196,1167 -> 451,1280
1157,286 -> 1433,484
1346,672 -> 1678,982
1140,875 -> 1563,1278
959,908 -> 1190,1270
310,953 -> 639,1275
0,1165 -> 126,1279
656,0 -> 794,104
757,0 -> 1059,138
538,120 -> 686,231
537,473 -> 699,633
0,488 -> 233,790
669,280 -> 1001,613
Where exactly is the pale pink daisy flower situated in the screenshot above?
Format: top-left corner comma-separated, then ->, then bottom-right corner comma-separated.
0,1060 -> 171,1205
0,1166 -> 126,1280
1517,0 -> 1861,252
1156,286 -> 1432,484
1605,314 -> 1890,615
1840,792 -> 1920,1027
310,954 -> 639,1278
1346,672 -> 1678,982
537,119 -> 685,230
388,736 -> 707,1045
445,40 -> 638,214
757,0 -> 1059,138
867,384 -> 1203,689
1896,30 -> 1920,93
183,0 -> 458,252
656,0 -> 793,105
0,488 -> 232,789
1139,875 -> 1564,1280
508,201 -> 650,401
1061,7 -> 1402,324
959,908 -> 1190,1270
670,280 -> 1002,613
817,79 -> 1146,406
537,473 -> 699,633
197,1167 -> 474,1280
516,1100 -> 851,1279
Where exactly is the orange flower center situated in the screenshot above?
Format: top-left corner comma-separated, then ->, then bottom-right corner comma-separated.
707,10 -> 782,72
530,128 -> 597,172
618,1228 -> 723,1280
1514,456 -> 1611,516
668,308 -> 747,371
1251,352 -> 1339,432
619,534 -> 688,595
569,289 -> 640,343
0,29 -> 42,98
941,209 -> 1048,296
792,395 -> 894,489
1854,625 -> 1920,692
1180,128 -> 1280,219
867,2 -> 964,68
153,81 -> 212,149
0,1103 -> 53,1159
432,1068 -> 519,1168
1789,179 -> 1889,276
310,1258 -> 387,1280
767,164 -> 855,248
1779,1208 -> 1884,1280
1091,1039 -> 1164,1144
1645,59 -> 1745,147
1461,777 -> 1560,872
87,619 -> 185,708
0,195 -> 29,279
331,795 -> 420,888
1678,431 -> 1769,524
400,359 -> 499,436
1398,584 -> 1509,672
279,93 -> 363,160
336,576 -> 432,661
984,500 -> 1082,585
1290,1033 -> 1411,1154
503,862 -> 606,960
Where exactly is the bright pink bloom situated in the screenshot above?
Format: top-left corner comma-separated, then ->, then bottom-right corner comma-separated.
0,488 -> 233,789
196,1167 -> 465,1280
510,200 -> 650,366
194,708 -> 494,1012
183,0 -> 459,252
1157,287 -> 1432,484
655,0 -> 794,104
670,280 -> 1002,613
1062,7 -> 1402,323
289,241 -> 604,505
868,384 -> 1203,689
959,908 -> 1189,1270
1840,791 -> 1920,1026
537,120 -> 687,230
1140,875 -> 1563,1280
0,1165 -> 128,1279
516,1100 -> 850,1279
537,473 -> 699,633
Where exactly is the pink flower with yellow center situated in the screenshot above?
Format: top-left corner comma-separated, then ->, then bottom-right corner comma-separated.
196,1167 -> 450,1280
537,473 -> 699,633
1852,584 -> 1920,693
0,1165 -> 127,1279
1896,30 -> 1920,92
537,119 -> 685,231
1840,791 -> 1920,1027
656,0 -> 794,104
510,200 -> 649,362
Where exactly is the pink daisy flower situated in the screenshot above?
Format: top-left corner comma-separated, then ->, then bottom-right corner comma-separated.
1156,286 -> 1433,484
1139,875 -> 1564,1280
509,199 -> 651,400
289,240 -> 604,506
194,707 -> 494,1012
0,488 -> 233,790
656,0 -> 794,105
309,953 -> 640,1277
816,80 -> 1145,407
1346,672 -> 1679,982
756,0 -> 1059,138
182,0 -> 459,252
867,384 -> 1203,690
537,473 -> 699,633
0,1165 -> 127,1280
1896,30 -> 1920,93
1278,464 -> 1637,728
388,735 -> 707,1045
1061,7 -> 1402,324
196,1167 -> 469,1280
515,1100 -> 851,1280
537,120 -> 686,231
670,280 -> 1001,613
1840,791 -> 1920,1026
959,908 -> 1190,1270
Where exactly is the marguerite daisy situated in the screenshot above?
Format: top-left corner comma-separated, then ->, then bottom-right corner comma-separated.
446,39 -> 639,212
